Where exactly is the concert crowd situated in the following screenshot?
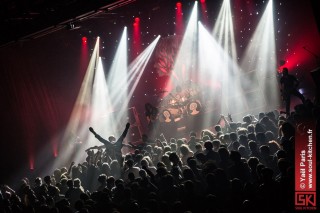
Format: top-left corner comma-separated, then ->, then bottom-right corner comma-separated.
0,98 -> 319,213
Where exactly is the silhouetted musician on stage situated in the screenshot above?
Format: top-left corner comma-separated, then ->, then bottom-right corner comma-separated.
89,123 -> 130,164
280,67 -> 305,117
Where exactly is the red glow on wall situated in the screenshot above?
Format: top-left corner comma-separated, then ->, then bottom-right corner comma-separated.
200,0 -> 208,26
82,36 -> 87,45
132,17 -> 141,57
29,157 -> 34,170
175,2 -> 184,35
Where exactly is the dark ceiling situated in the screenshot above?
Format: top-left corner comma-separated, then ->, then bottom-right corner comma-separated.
0,0 -> 141,47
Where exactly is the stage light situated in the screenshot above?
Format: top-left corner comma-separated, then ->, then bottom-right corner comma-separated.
175,1 -> 184,35
135,17 -> 140,23
200,0 -> 206,3
82,36 -> 87,44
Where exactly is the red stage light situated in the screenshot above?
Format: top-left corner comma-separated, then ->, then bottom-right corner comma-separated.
133,22 -> 138,27
176,2 -> 182,7
200,0 -> 206,3
82,36 -> 87,44
134,17 -> 140,23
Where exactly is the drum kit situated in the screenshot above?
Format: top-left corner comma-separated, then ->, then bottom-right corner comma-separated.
158,87 -> 202,123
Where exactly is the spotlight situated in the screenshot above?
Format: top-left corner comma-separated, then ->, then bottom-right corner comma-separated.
82,36 -> 87,44
176,2 -> 182,7
135,17 -> 140,23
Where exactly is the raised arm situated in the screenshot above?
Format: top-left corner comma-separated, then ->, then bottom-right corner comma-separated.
89,127 -> 109,144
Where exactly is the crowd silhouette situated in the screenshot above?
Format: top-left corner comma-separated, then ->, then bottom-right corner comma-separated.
0,97 -> 319,213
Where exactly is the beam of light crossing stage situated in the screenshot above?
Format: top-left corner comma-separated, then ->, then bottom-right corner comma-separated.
198,22 -> 244,123
240,0 -> 279,113
42,37 -> 100,174
106,27 -> 129,124
126,35 -> 161,100
170,1 -> 198,86
212,0 -> 237,61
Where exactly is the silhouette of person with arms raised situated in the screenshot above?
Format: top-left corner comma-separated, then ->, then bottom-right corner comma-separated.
89,123 -> 130,165
280,67 -> 305,117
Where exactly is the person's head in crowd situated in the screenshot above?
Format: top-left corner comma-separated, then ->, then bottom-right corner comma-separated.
222,133 -> 231,144
44,175 -> 52,185
238,146 -> 248,159
254,123 -> 265,133
247,133 -> 256,142
204,141 -> 213,151
176,139 -> 184,147
265,130 -> 275,142
218,147 -> 230,161
180,144 -> 191,156
66,179 -> 74,188
125,159 -> 135,169
237,128 -> 247,136
214,125 -> 222,133
229,122 -> 238,131
239,135 -> 248,148
35,177 -> 42,187
229,151 -> 241,163
247,157 -> 259,170
101,163 -> 110,176
189,131 -> 197,138
161,155 -> 171,168
258,112 -> 266,121
141,159 -> 149,168
243,115 -> 252,124
195,153 -> 207,164
170,143 -> 177,152
146,145 -> 153,154
259,145 -> 270,158
108,135 -> 116,143
248,141 -> 258,152
232,141 -> 240,151
74,178 -> 82,188
170,138 -> 177,144
195,143 -> 203,153
106,176 -> 115,190
280,122 -> 295,138
98,174 -> 107,185
212,139 -> 221,151
247,124 -> 255,134
157,161 -> 166,168
230,132 -> 238,142
110,160 -> 121,173
277,158 -> 290,175
156,167 -> 168,177
268,140 -> 280,155
256,132 -> 266,145
163,146 -> 171,153
139,169 -> 148,179
187,158 -> 197,169
169,152 -> 180,165
275,149 -> 287,160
